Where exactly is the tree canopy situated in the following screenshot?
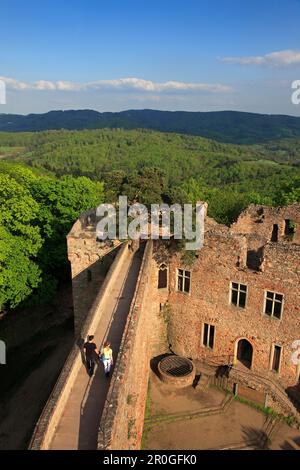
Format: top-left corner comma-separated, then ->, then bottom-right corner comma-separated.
0,163 -> 104,312
1,127 -> 300,312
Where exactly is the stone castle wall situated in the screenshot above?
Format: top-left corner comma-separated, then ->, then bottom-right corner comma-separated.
98,241 -> 159,450
166,206 -> 300,389
67,209 -> 122,334
232,203 -> 300,244
33,203 -> 300,450
30,243 -> 130,450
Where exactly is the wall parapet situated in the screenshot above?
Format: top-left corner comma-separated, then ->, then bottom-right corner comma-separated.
29,242 -> 129,450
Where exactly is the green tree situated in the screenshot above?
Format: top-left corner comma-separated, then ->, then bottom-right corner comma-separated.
0,165 -> 105,311
122,167 -> 167,205
0,227 -> 41,309
0,173 -> 42,310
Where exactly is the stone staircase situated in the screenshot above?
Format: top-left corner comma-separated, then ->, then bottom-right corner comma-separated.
144,393 -> 233,428
263,415 -> 281,443
229,366 -> 300,424
285,438 -> 300,450
195,372 -> 211,390
195,357 -> 300,425
208,414 -> 281,450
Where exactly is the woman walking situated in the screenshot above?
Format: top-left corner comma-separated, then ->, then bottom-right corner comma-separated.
101,341 -> 113,378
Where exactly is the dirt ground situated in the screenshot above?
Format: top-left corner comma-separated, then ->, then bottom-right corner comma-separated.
143,372 -> 300,450
149,374 -> 224,416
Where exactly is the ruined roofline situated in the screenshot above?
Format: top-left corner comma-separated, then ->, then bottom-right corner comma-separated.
67,201 -> 218,239
67,201 -> 300,242
237,201 -> 300,213
232,202 -> 300,224
67,208 -> 97,238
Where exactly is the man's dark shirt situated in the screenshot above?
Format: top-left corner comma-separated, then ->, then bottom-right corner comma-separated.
84,341 -> 97,359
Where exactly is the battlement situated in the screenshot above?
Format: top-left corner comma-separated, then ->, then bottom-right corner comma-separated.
231,203 -> 300,245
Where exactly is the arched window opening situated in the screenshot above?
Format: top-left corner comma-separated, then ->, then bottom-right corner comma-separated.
158,263 -> 168,289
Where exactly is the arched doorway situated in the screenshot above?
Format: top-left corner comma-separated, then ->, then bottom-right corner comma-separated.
236,339 -> 253,369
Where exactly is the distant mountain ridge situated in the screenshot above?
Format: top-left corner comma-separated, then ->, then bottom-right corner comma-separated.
0,109 -> 300,144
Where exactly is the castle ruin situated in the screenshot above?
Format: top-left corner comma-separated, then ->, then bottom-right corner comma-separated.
30,203 -> 300,450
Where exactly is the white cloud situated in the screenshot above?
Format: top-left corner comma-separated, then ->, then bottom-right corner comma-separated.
0,76 -> 232,94
0,77 -> 29,90
221,49 -> 300,67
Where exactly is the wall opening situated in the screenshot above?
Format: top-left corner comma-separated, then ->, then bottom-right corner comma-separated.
202,323 -> 215,350
237,339 -> 253,369
177,269 -> 191,293
284,219 -> 295,241
230,282 -> 247,308
246,247 -> 264,271
271,224 -> 279,242
271,344 -> 282,373
264,291 -> 284,320
158,263 -> 168,289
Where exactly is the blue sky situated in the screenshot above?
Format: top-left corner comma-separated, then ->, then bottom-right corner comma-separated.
1,0 -> 300,114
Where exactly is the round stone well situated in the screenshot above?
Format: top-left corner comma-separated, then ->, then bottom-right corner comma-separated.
158,355 -> 195,388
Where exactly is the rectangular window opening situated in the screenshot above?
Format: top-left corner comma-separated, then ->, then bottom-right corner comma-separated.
264,291 -> 283,320
177,269 -> 191,293
230,282 -> 247,308
271,345 -> 282,372
202,323 -> 215,350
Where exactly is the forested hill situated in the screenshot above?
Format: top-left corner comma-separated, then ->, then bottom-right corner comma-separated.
1,109 -> 300,144
1,127 -> 300,311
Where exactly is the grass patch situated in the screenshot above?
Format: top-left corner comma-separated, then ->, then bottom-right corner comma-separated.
211,383 -> 300,429
234,395 -> 278,417
234,395 -> 299,428
141,381 -> 152,449
128,418 -> 136,440
144,381 -> 152,420
127,394 -> 136,406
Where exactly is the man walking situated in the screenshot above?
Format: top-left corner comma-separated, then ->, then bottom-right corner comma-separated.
83,335 -> 99,376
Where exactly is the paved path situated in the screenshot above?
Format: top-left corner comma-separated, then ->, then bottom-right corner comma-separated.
50,249 -> 143,449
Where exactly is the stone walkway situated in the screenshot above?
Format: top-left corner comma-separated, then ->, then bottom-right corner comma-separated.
50,249 -> 143,449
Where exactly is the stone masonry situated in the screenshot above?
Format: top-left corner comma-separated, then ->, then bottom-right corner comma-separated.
96,203 -> 300,448
165,203 -> 300,389
67,209 -> 122,335
35,202 -> 300,450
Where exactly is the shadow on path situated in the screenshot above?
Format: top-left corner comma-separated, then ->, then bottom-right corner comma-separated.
77,248 -> 144,449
